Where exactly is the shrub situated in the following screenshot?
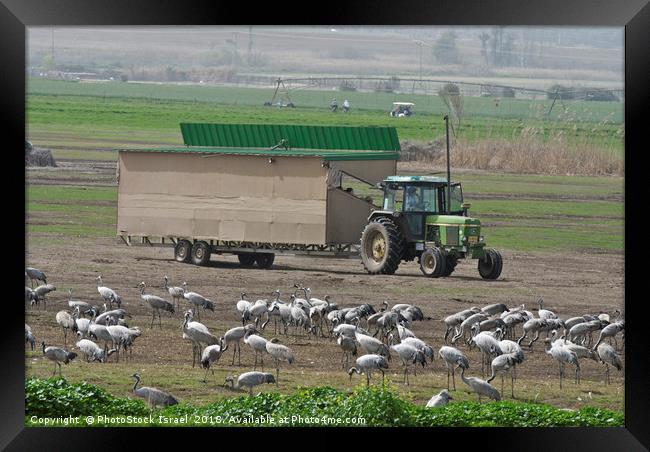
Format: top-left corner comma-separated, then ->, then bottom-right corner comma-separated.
25,378 -> 624,427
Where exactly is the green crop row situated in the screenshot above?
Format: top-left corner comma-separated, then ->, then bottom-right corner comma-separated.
25,377 -> 623,427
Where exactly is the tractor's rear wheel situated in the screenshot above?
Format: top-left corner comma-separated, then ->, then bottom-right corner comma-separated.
360,217 -> 405,275
442,255 -> 458,277
255,253 -> 275,269
191,241 -> 211,266
174,240 -> 192,263
478,248 -> 503,280
420,248 -> 447,277
238,254 -> 256,268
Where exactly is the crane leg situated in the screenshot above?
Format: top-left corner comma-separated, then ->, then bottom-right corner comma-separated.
276,363 -> 280,385
511,372 -> 515,398
501,374 -> 504,397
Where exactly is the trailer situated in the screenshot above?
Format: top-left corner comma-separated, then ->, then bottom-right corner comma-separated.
116,123 -> 400,268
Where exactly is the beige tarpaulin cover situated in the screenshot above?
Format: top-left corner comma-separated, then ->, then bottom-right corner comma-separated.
118,152 -> 328,244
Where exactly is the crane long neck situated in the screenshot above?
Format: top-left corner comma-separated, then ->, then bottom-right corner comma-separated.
132,376 -> 140,392
460,365 -> 469,384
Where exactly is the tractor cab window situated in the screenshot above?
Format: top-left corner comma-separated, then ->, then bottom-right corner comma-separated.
383,184 -> 404,211
439,183 -> 464,213
404,184 -> 437,212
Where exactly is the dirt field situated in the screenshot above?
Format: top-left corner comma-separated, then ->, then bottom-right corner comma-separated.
25,159 -> 625,412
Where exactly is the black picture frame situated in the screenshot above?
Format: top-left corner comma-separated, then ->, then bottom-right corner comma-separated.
4,0 -> 648,449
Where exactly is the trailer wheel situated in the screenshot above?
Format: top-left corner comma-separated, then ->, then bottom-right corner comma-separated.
174,240 -> 192,263
420,247 -> 447,277
255,253 -> 275,269
478,248 -> 503,280
238,254 -> 256,268
191,241 -> 211,266
360,217 -> 404,275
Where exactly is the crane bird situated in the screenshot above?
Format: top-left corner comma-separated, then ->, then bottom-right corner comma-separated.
138,282 -> 175,329
451,312 -> 489,345
163,276 -> 186,312
482,303 -> 510,316
265,338 -> 294,383
443,307 -> 481,343
96,276 -> 121,309
33,284 -> 56,310
26,267 -> 47,288
244,332 -> 270,370
426,389 -> 453,408
438,346 -> 469,391
224,372 -> 276,396
200,339 -> 228,383
25,324 -> 36,351
41,342 -> 77,376
390,343 -> 426,385
182,311 -> 219,367
459,365 -> 501,402
75,337 -> 117,362
131,373 -> 178,408
545,342 -> 580,389
336,332 -> 358,369
536,297 -> 557,320
106,325 -> 141,362
183,288 -> 214,321
355,331 -> 390,359
236,292 -> 253,315
55,310 -> 78,346
67,289 -> 91,314
596,343 -> 622,385
469,328 -> 503,376
348,354 -> 389,386
486,353 -> 518,398
592,320 -> 624,351
224,324 -> 257,366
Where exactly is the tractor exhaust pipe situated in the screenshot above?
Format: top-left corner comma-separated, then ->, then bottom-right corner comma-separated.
444,115 -> 451,214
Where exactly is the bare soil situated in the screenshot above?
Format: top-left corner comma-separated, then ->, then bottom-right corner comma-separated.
24,160 -> 625,411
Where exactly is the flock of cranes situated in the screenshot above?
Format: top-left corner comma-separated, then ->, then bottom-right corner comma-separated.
25,267 -> 625,409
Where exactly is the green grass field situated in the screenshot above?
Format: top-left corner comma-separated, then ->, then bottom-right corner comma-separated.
27,79 -> 624,154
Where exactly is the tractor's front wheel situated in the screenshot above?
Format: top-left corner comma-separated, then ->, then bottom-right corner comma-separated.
360,217 -> 405,275
442,255 -> 458,277
420,248 -> 447,278
478,248 -> 503,280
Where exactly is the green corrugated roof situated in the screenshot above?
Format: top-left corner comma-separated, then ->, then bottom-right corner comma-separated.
180,123 -> 401,151
118,146 -> 399,161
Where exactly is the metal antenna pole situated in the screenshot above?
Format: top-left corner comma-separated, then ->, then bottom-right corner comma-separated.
444,115 -> 451,214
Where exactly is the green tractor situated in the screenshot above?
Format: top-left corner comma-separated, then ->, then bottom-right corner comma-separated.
360,175 -> 503,279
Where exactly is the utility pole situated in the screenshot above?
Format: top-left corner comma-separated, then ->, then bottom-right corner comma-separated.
444,115 -> 451,214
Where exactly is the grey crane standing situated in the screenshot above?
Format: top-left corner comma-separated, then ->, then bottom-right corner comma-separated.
438,346 -> 469,391
336,332 -> 357,369
592,320 -> 624,351
265,338 -> 294,384
163,276 -> 186,313
25,324 -> 36,351
55,310 -> 78,346
545,342 -> 580,389
390,342 -> 426,385
26,267 -> 47,288
347,354 -> 389,386
138,282 -> 175,329
131,373 -> 178,408
596,343 -> 623,385
96,276 -> 121,309
486,353 -> 518,398
41,341 -> 77,376
200,338 -> 228,383
224,324 -> 257,366
459,365 -> 501,402
33,284 -> 56,311
224,372 -> 276,395
75,338 -> 117,363
182,311 -> 219,367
